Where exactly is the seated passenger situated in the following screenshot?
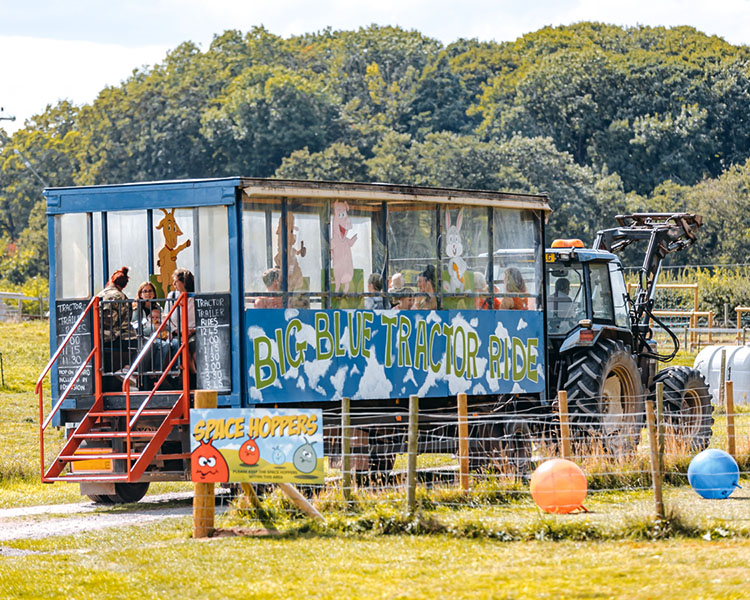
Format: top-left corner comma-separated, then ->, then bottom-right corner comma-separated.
499,267 -> 528,310
365,273 -> 385,310
97,266 -> 138,385
550,278 -> 573,317
132,301 -> 170,378
389,272 -> 405,293
133,281 -> 158,317
390,286 -> 414,310
473,272 -> 501,310
168,268 -> 196,376
414,265 -> 437,310
254,267 -> 283,309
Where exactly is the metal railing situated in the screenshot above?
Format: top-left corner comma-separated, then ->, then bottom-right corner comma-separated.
37,296 -> 101,480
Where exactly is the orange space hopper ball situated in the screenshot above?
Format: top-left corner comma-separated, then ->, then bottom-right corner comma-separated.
530,458 -> 588,514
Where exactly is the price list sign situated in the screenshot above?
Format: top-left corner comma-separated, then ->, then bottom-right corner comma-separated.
195,294 -> 232,392
55,300 -> 94,396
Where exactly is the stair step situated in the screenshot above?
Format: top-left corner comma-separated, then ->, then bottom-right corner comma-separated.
154,452 -> 190,461
73,431 -> 157,439
59,452 -> 142,461
57,451 -> 190,462
87,409 -> 174,417
43,474 -> 130,483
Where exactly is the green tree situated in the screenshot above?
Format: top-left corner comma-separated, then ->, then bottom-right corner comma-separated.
275,143 -> 368,181
201,65 -> 341,176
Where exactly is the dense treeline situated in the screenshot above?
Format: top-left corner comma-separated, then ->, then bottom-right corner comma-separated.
2,22 -> 750,288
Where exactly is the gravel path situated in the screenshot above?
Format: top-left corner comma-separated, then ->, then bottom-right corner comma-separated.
0,491 -> 230,543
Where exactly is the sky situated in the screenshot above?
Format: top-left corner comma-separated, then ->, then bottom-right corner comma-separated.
1,0 -> 750,135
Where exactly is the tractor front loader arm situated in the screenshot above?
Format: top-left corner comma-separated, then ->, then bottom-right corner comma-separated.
593,213 -> 702,361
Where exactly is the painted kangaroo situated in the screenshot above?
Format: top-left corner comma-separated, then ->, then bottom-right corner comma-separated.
156,208 -> 191,295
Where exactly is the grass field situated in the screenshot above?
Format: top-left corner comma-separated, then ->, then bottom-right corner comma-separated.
2,321 -> 750,598
2,520 -> 750,599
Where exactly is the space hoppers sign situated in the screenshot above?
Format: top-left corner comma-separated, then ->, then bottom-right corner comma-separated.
246,308 -> 544,403
190,408 -> 324,484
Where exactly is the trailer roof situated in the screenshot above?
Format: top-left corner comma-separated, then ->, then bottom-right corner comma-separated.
45,177 -> 550,214
241,178 -> 551,212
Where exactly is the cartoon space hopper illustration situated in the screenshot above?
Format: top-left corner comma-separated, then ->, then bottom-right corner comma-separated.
274,214 -> 306,292
156,208 -> 191,295
330,201 -> 358,292
444,208 -> 467,292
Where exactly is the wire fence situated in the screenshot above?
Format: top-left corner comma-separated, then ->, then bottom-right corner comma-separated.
199,390 -> 750,538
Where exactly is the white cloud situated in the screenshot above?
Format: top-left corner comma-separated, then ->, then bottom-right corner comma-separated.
355,351 -> 393,399
0,35 -> 168,135
4,1 -> 749,136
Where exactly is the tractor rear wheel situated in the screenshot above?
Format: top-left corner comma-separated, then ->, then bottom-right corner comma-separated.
649,366 -> 713,450
564,339 -> 645,454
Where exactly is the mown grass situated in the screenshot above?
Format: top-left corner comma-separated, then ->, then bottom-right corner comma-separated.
1,518 -> 749,600
2,322 -> 750,597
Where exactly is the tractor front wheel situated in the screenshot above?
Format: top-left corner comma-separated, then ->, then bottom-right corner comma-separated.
564,339 -> 645,454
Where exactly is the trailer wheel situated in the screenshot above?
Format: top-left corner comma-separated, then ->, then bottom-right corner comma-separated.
108,482 -> 150,504
468,417 -> 532,477
649,366 -> 713,450
86,494 -> 114,504
564,339 -> 644,453
86,482 -> 150,504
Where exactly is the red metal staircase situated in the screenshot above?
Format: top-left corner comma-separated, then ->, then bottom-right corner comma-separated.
38,293 -> 192,484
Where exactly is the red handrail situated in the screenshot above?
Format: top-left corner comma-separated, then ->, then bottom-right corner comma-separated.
121,292 -> 190,474
38,296 -> 100,479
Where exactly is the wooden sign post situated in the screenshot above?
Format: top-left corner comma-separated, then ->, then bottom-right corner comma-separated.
193,389 -> 217,538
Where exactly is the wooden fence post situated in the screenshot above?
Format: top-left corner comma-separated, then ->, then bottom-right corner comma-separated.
557,390 -> 571,460
726,380 -> 736,459
656,381 -> 665,478
645,396 -> 664,521
193,389 -> 217,538
457,393 -> 469,491
342,396 -> 352,502
406,394 -> 419,514
719,348 -> 727,411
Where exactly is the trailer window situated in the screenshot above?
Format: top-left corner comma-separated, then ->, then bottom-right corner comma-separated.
441,205 -> 489,308
242,197 -> 280,304
329,199 -> 382,309
197,206 -> 230,292
387,202 -> 438,306
54,213 -> 90,299
493,209 -> 542,309
109,210 -> 149,296
92,212 -> 104,294
152,208 -> 195,292
287,199 -> 324,308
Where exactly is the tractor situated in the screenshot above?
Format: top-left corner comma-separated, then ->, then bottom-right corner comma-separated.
544,213 -> 713,452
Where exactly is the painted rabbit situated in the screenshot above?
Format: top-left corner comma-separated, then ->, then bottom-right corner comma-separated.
444,208 -> 467,292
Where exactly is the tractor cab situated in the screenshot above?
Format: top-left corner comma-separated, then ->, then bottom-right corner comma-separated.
544,239 -> 631,354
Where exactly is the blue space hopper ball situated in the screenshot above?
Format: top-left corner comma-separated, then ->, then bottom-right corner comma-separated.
687,449 -> 740,499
